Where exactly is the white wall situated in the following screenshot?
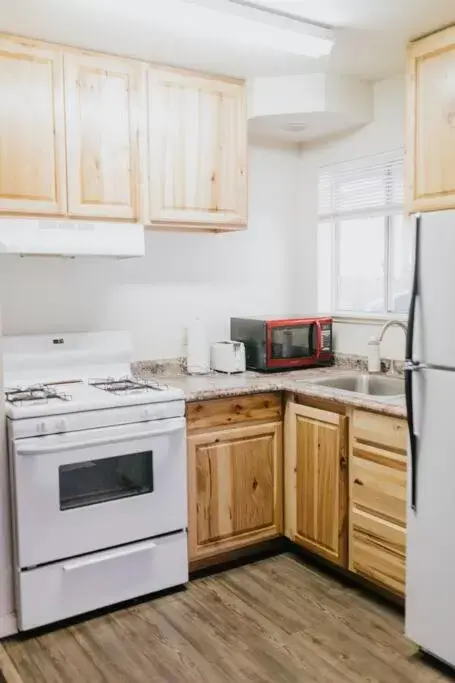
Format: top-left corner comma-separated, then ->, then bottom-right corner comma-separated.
296,75 -> 407,360
0,145 -> 301,361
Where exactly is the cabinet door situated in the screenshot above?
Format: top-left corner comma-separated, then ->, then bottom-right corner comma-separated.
188,422 -> 282,563
0,36 -> 66,215
64,51 -> 140,220
147,68 -> 247,229
406,26 -> 455,212
285,403 -> 348,567
350,412 -> 407,596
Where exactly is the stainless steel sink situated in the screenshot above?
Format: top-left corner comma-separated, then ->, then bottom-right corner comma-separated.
311,373 -> 405,396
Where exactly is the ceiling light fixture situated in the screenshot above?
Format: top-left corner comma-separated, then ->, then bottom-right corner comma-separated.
185,0 -> 334,58
282,122 -> 308,133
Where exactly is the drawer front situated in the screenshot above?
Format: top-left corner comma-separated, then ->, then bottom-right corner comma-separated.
187,393 -> 282,432
351,510 -> 405,595
352,410 -> 407,452
352,445 -> 407,526
18,533 -> 188,631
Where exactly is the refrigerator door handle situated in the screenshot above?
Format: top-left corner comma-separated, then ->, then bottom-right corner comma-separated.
406,214 -> 421,512
405,361 -> 424,511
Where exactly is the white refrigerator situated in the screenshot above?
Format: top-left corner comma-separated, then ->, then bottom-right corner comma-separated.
405,210 -> 455,667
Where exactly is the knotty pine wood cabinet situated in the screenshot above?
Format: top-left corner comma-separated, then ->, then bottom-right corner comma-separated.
285,402 -> 348,567
146,67 -> 247,230
187,394 -> 282,566
350,410 -> 407,597
0,33 -> 248,228
406,26 -> 455,213
64,51 -> 141,220
0,36 -> 66,216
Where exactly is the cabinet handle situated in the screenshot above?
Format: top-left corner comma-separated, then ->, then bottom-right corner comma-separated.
340,454 -> 347,468
354,478 -> 364,486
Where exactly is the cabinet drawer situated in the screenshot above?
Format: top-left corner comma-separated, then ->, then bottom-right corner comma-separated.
18,533 -> 188,631
352,444 -> 406,526
351,510 -> 405,596
352,410 -> 407,452
187,393 -> 282,432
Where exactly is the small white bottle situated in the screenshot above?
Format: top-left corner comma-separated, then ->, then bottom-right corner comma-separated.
186,317 -> 210,375
368,337 -> 381,373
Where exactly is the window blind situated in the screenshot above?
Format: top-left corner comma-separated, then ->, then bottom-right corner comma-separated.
318,151 -> 404,221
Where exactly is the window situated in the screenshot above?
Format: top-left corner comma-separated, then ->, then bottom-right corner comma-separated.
317,152 -> 413,316
59,451 -> 154,510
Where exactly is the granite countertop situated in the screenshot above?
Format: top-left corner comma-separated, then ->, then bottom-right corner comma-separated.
134,365 -> 406,419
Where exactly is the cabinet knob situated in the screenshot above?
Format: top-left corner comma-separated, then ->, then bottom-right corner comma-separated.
354,478 -> 364,486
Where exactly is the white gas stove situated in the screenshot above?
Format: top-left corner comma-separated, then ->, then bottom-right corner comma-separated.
5,376 -> 183,419
3,332 -> 188,631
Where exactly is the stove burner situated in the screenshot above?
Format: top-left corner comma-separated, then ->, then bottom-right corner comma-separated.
5,385 -> 72,406
88,377 -> 168,395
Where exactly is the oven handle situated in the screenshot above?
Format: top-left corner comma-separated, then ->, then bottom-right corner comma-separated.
62,540 -> 157,572
15,423 -> 184,456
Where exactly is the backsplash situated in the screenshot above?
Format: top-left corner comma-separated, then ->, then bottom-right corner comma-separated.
334,353 -> 404,376
132,353 -> 404,378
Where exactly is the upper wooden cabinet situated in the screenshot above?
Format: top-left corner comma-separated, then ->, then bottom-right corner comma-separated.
285,402 -> 348,567
0,36 -> 66,216
0,34 -> 248,227
406,26 -> 455,213
64,52 -> 141,220
146,68 -> 247,230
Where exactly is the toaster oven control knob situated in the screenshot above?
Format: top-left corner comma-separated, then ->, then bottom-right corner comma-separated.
142,407 -> 153,420
56,418 -> 68,433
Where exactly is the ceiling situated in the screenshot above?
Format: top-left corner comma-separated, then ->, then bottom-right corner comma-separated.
0,0 -> 454,80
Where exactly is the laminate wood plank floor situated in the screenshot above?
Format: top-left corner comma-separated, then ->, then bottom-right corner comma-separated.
1,553 -> 454,683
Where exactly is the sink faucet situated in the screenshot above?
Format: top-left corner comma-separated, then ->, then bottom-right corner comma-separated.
368,319 -> 408,374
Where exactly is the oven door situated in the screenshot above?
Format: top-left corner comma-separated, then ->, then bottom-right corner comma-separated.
267,321 -> 319,368
11,417 -> 186,568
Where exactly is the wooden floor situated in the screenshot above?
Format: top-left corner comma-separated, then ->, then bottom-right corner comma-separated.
1,553 -> 454,683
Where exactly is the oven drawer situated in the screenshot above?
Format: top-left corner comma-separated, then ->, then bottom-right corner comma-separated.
17,532 -> 188,631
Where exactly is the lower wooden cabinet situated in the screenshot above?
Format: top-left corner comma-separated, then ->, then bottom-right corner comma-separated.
350,410 -> 407,596
285,402 -> 348,567
186,392 -> 407,600
188,421 -> 283,564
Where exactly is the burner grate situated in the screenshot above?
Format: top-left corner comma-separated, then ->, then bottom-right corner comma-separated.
88,376 -> 168,395
5,385 -> 72,406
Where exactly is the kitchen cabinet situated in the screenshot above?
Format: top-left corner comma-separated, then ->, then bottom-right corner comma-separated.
285,402 -> 348,567
406,26 -> 455,213
146,68 -> 247,230
187,394 -> 282,565
350,410 -> 407,596
64,51 -> 141,220
0,36 -> 66,216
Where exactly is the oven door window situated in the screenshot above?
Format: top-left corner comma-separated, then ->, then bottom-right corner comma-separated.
270,325 -> 313,359
59,451 -> 154,511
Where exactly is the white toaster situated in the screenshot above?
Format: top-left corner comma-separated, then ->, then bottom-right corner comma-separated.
210,341 -> 246,373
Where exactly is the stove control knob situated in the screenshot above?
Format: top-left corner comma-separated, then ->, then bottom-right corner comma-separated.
142,407 -> 153,421
37,421 -> 47,435
56,418 -> 68,433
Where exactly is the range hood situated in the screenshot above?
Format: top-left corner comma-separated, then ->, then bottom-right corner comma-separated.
0,219 -> 145,258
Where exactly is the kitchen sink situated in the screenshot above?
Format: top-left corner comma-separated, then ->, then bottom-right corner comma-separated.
311,373 -> 405,397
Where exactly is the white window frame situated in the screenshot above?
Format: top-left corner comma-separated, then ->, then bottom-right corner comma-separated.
318,151 -> 410,321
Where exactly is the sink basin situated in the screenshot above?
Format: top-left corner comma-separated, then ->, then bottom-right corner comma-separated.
311,373 -> 405,397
